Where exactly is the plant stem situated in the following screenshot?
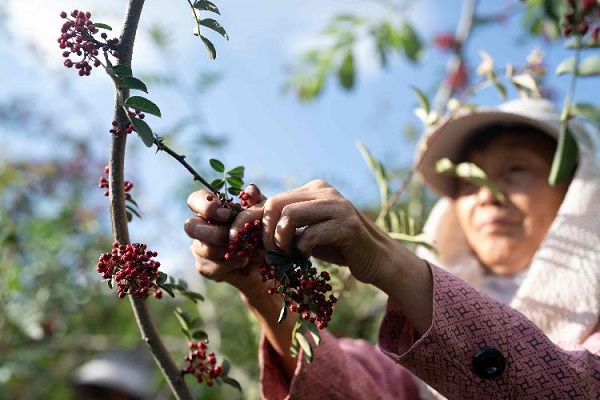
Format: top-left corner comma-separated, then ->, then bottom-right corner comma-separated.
108,1 -> 193,399
154,138 -> 220,195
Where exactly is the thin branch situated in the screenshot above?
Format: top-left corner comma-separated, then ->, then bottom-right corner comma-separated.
108,1 -> 193,399
154,137 -> 219,195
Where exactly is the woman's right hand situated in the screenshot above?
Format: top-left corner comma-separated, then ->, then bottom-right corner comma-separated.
184,184 -> 267,296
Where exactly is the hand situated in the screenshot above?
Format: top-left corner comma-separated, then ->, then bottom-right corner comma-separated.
260,179 -> 400,286
184,184 -> 267,295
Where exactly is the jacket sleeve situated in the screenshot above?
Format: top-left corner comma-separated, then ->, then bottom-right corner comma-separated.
379,263 -> 600,399
259,328 -> 420,400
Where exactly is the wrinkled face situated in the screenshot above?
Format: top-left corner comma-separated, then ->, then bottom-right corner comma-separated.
453,130 -> 571,276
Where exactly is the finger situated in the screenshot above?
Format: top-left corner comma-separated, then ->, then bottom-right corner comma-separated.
273,198 -> 343,252
262,182 -> 335,251
230,206 -> 264,239
184,215 -> 229,246
243,184 -> 265,207
187,190 -> 232,223
189,238 -> 228,260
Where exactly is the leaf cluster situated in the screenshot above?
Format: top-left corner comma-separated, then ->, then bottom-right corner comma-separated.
208,158 -> 245,197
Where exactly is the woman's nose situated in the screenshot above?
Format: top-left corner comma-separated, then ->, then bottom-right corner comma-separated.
475,183 -> 505,205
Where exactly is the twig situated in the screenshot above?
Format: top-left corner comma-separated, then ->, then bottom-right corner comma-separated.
154,137 -> 219,195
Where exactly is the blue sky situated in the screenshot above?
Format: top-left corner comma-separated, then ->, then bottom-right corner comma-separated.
2,0 -> 599,276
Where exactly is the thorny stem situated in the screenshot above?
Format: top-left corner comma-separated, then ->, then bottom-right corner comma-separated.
154,138 -> 220,195
108,1 -> 193,399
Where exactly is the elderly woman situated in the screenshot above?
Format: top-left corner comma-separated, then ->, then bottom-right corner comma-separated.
184,98 -> 600,399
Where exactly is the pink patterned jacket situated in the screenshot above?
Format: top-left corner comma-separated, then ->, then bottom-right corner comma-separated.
259,265 -> 600,399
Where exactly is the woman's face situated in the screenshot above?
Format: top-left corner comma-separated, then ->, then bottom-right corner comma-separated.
453,130 -> 571,276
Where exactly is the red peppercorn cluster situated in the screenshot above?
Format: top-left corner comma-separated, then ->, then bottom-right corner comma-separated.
224,219 -> 262,262
261,263 -> 337,329
208,190 -> 338,329
58,10 -> 120,76
182,341 -> 223,386
97,242 -> 163,299
109,120 -> 134,136
562,0 -> 599,39
98,165 -> 134,200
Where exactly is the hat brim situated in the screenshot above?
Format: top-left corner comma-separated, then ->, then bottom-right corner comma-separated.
415,109 -> 561,198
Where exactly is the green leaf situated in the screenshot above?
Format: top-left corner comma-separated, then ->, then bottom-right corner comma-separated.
210,178 -> 225,191
119,77 -> 148,93
226,176 -> 244,188
181,290 -> 205,303
199,35 -> 216,60
337,50 -> 355,89
157,272 -> 168,285
265,250 -> 291,265
106,279 -> 113,289
222,359 -> 231,376
227,187 -> 242,196
200,18 -> 229,40
193,0 -> 220,14
209,158 -> 225,172
571,103 -> 600,126
223,377 -> 242,391
304,320 -> 321,346
94,22 -> 113,31
227,166 -> 245,177
435,158 -> 505,202
174,307 -> 192,332
129,117 -> 155,147
399,22 -> 422,63
124,96 -> 162,118
295,331 -> 313,362
112,64 -> 132,77
548,125 -> 578,185
191,329 -> 209,341
277,300 -> 288,323
578,55 -> 600,76
555,56 -> 575,75
126,204 -> 142,219
410,86 -> 430,115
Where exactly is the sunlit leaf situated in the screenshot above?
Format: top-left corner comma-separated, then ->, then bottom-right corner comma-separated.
548,124 -> 578,185
295,332 -> 313,362
556,56 -> 576,75
578,55 -> 600,76
435,158 -> 505,202
571,103 -> 600,126
174,307 -> 192,332
200,35 -> 216,60
277,300 -> 288,323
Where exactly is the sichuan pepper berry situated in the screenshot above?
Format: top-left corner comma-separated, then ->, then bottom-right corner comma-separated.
97,242 -> 163,299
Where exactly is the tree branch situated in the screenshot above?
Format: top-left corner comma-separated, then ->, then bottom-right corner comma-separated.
108,1 -> 193,398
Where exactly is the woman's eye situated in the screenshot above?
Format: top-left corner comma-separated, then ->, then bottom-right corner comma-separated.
507,164 -> 527,174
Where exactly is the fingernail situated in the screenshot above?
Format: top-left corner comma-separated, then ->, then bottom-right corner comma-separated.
216,207 -> 232,220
